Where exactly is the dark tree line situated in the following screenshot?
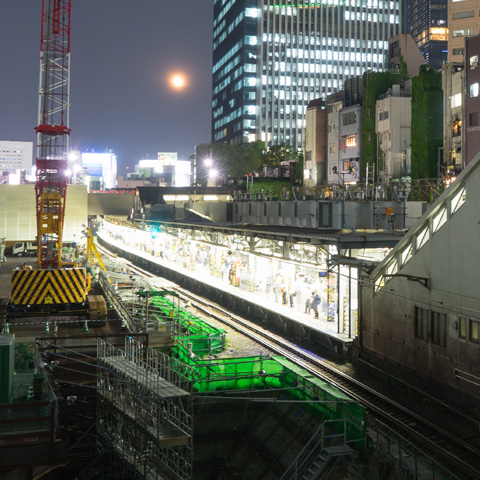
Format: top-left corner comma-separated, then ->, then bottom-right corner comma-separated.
193,141 -> 303,186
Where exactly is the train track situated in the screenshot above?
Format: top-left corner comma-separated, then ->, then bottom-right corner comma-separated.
104,247 -> 480,480
175,289 -> 480,480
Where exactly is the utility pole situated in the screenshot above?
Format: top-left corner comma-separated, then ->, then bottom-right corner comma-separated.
332,167 -> 346,229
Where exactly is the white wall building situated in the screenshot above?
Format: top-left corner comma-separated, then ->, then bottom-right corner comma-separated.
326,97 -> 343,186
0,184 -> 88,243
376,85 -> 411,182
0,141 -> 33,174
81,152 -> 117,191
363,153 -> 480,405
337,105 -> 362,184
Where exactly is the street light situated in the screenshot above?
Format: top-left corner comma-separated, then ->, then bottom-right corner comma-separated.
205,157 -> 218,187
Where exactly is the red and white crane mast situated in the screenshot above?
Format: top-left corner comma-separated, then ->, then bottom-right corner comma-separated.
35,0 -> 72,270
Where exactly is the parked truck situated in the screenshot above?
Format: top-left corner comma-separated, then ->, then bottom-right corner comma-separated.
0,238 -> 5,265
12,242 -> 37,257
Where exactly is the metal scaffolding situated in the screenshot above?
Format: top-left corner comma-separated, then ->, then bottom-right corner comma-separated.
96,337 -> 194,480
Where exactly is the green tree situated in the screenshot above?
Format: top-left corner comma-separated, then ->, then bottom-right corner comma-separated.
261,143 -> 302,166
194,142 -> 264,185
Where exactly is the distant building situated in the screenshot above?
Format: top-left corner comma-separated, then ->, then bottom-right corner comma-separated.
0,140 -> 33,176
387,34 -> 428,79
442,62 -> 464,175
117,174 -> 159,189
211,0 -> 400,151
135,155 -> 191,187
338,104 -> 362,184
448,0 -> 480,63
406,0 -> 448,71
325,77 -> 363,186
81,151 -> 117,191
464,34 -> 480,166
326,93 -> 344,186
376,85 -> 412,182
303,99 -> 326,188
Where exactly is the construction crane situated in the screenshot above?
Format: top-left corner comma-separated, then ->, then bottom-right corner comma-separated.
9,0 -> 90,311
35,0 -> 71,270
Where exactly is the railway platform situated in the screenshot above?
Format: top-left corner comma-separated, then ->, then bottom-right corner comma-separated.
99,232 -> 354,356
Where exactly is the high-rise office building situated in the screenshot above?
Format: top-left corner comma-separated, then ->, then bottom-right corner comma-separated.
212,0 -> 401,151
448,0 -> 480,63
405,0 -> 448,71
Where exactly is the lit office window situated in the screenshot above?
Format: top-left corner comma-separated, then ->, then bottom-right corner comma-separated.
470,82 -> 479,98
345,134 -> 356,147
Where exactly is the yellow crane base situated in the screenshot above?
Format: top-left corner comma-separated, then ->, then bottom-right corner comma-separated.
11,268 -> 87,306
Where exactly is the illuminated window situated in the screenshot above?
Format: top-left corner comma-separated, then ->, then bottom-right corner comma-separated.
470,55 -> 479,69
451,186 -> 466,214
386,259 -> 398,277
470,82 -> 479,98
432,206 -> 447,233
245,8 -> 259,17
342,159 -> 355,172
374,275 -> 385,293
401,243 -> 413,265
453,29 -> 475,37
430,27 -> 448,41
453,120 -> 462,137
345,135 -> 356,147
451,93 -> 462,108
416,225 -> 430,250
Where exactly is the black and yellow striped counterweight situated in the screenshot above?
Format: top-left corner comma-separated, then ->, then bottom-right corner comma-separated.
11,268 -> 87,306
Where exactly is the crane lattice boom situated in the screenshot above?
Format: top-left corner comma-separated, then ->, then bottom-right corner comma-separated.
35,0 -> 71,269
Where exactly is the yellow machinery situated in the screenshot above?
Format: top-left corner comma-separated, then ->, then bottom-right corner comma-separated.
84,227 -> 109,278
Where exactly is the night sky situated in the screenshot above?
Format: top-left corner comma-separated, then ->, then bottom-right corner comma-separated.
0,1 -> 214,173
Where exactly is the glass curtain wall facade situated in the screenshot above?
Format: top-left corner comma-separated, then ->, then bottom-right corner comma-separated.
212,0 -> 259,145
212,0 -> 401,150
406,0 -> 448,71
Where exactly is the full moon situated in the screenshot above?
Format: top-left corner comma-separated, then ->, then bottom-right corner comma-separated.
170,74 -> 187,90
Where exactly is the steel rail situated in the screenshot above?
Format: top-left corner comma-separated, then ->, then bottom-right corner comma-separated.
102,243 -> 480,480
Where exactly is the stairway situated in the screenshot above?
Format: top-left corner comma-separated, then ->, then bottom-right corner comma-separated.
302,445 -> 354,480
279,419 -> 358,480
